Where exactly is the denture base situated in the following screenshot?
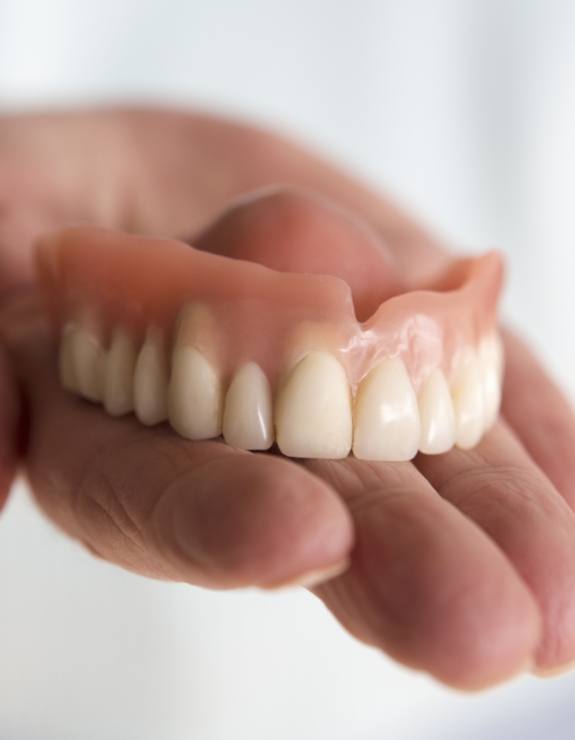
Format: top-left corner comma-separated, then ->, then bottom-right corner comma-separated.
41,227 -> 504,461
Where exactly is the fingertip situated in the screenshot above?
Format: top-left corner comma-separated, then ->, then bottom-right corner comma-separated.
263,556 -> 351,591
340,480 -> 542,691
426,587 -> 540,691
530,546 -> 575,673
154,453 -> 354,589
405,540 -> 542,690
532,658 -> 575,679
442,658 -> 535,693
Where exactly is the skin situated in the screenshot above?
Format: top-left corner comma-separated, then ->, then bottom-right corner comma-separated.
2,108 -> 575,690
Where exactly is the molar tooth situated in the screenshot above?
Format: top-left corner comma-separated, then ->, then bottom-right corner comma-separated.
275,351 -> 352,459
133,327 -> 169,426
479,333 -> 504,429
451,347 -> 484,449
169,347 -> 223,440
69,319 -> 105,402
104,327 -> 137,417
352,357 -> 420,461
418,368 -> 455,454
223,362 -> 273,450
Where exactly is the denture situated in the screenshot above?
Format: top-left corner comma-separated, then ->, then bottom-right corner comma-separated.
37,212 -> 504,462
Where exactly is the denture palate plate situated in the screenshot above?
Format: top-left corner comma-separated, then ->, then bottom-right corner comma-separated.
134,326 -> 169,426
353,356 -> 420,461
42,227 -> 505,460
168,303 -> 223,440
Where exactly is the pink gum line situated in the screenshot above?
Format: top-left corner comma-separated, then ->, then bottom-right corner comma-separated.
37,227 -> 504,393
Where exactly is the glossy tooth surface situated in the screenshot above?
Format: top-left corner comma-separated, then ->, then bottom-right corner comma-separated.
69,321 -> 104,402
451,347 -> 484,450
418,368 -> 455,454
133,327 -> 168,426
353,357 -> 420,461
59,323 -> 78,392
223,362 -> 273,450
479,333 -> 504,429
169,347 -> 222,439
104,328 -> 137,417
276,351 -> 352,459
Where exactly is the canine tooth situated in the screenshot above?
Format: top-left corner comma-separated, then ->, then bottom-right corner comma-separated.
479,333 -> 504,429
169,347 -> 222,439
276,351 -> 352,459
104,328 -> 137,417
223,362 -> 273,450
133,327 -> 168,425
418,368 -> 455,454
451,347 -> 484,449
59,323 -> 78,392
69,321 -> 104,402
353,357 -> 420,461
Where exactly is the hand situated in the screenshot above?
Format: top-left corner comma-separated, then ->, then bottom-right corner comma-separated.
3,108 -> 575,690
0,342 -> 17,511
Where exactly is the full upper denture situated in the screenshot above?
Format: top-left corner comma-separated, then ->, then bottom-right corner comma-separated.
36,191 -> 504,462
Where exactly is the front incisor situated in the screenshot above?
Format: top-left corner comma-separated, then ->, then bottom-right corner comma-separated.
223,362 -> 273,450
275,351 -> 352,459
353,356 -> 420,461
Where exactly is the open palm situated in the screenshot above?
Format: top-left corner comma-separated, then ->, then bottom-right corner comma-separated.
2,109 -> 575,689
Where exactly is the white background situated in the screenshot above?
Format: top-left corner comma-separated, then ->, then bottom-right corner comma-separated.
1,1 -> 575,738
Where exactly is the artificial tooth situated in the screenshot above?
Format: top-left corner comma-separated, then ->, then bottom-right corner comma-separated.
275,351 -> 352,459
169,347 -> 222,440
223,362 -> 273,450
479,333 -> 504,429
352,356 -> 420,461
495,333 -> 504,378
418,368 -> 455,454
451,347 -> 484,449
104,327 -> 137,417
69,320 -> 105,402
59,323 -> 78,393
133,327 -> 169,426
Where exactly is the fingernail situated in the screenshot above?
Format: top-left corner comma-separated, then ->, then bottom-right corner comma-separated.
533,658 -> 575,678
262,557 -> 350,591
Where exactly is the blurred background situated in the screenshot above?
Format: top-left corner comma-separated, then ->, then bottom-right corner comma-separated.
1,1 -> 575,738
